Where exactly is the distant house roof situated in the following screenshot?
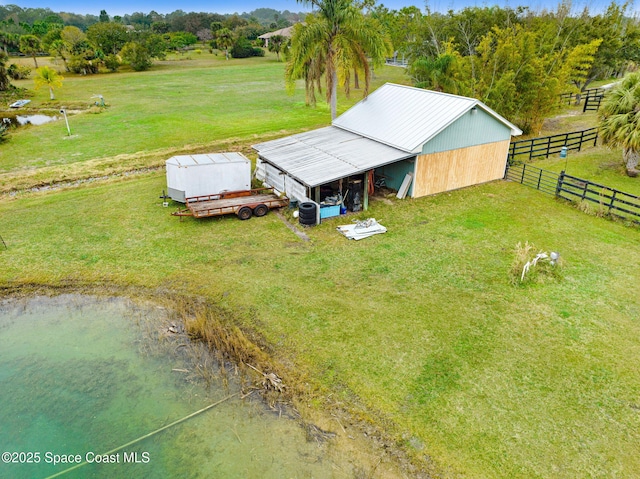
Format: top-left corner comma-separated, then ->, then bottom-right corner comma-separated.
258,25 -> 296,40
253,126 -> 414,188
332,83 -> 523,153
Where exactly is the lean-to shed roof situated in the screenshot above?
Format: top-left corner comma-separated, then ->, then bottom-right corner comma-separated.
332,83 -> 522,153
253,126 -> 414,188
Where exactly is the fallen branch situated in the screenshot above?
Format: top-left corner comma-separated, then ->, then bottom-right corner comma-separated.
246,363 -> 286,393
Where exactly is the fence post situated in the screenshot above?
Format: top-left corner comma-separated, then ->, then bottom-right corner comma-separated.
594,129 -> 598,147
537,169 -> 542,190
529,141 -> 534,161
608,190 -> 617,214
555,171 -> 565,197
521,163 -> 526,184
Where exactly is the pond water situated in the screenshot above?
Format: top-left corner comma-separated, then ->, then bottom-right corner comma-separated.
0,295 -> 353,479
1,113 -> 60,127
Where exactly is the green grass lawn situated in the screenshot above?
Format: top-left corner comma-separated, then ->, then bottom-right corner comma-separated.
2,53 -> 408,174
1,56 -> 640,478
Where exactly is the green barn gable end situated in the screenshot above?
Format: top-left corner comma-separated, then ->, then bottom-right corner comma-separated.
422,108 -> 513,155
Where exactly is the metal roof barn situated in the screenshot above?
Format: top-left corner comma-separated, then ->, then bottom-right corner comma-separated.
165,152 -> 251,203
253,83 -> 524,209
333,83 -> 522,153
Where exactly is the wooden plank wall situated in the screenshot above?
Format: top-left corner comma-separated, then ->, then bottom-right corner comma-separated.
413,140 -> 510,197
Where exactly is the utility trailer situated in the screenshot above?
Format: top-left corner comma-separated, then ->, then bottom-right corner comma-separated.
171,188 -> 289,220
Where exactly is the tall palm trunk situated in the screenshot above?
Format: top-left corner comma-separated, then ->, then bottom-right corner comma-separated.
330,69 -> 338,120
623,147 -> 639,177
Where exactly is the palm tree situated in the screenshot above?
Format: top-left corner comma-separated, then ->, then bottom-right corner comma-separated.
0,32 -> 19,55
19,34 -> 42,68
286,0 -> 391,120
410,53 -> 459,93
49,39 -> 69,71
0,51 -> 11,92
267,35 -> 287,61
34,66 -> 63,100
599,73 -> 640,177
215,28 -> 234,60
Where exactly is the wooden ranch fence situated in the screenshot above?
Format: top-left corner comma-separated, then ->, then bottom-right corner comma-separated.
559,87 -> 605,106
582,89 -> 605,112
504,163 -> 560,196
556,171 -> 640,221
508,128 -> 598,164
505,163 -> 640,223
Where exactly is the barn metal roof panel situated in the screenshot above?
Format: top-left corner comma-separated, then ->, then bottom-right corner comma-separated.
166,152 -> 249,167
332,83 -> 522,153
253,126 -> 414,188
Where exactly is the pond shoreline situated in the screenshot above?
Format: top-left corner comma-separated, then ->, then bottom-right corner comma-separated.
0,284 -> 433,479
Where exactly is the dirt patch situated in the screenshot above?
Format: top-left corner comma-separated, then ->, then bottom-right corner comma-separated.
274,210 -> 311,242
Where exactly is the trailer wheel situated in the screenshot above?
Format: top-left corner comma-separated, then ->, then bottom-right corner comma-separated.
253,204 -> 268,217
237,206 -> 253,220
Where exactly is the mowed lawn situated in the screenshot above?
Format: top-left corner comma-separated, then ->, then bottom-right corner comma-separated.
1,55 -> 640,478
2,53 -> 408,173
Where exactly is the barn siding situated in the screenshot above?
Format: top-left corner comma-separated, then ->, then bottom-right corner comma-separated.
421,109 -> 512,155
413,140 -> 510,197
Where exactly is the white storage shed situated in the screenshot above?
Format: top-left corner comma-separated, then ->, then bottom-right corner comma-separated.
165,153 -> 251,202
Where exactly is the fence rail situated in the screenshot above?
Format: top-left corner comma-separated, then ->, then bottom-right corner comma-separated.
508,128 -> 598,164
583,89 -> 605,112
556,172 -> 640,221
385,58 -> 408,67
505,163 -> 559,195
559,87 -> 605,106
505,164 -> 640,223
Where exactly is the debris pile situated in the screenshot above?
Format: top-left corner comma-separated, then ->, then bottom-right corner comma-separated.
337,218 -> 387,240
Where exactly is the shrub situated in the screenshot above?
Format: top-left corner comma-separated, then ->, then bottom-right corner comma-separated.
68,55 -> 99,75
104,54 -> 120,72
0,123 -> 10,143
230,37 -> 264,58
120,42 -> 153,71
7,64 -> 31,80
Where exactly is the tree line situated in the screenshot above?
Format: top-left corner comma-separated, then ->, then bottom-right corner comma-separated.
0,6 -> 308,75
0,5 -> 304,35
373,1 -> 640,133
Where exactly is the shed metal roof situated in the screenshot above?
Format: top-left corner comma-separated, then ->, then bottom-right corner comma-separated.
166,152 -> 249,167
253,126 -> 414,188
332,83 -> 522,153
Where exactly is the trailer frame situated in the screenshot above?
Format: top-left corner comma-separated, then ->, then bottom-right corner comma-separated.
171,187 -> 289,220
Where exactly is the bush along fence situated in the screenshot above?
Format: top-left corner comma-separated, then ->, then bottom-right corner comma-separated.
507,128 -> 598,164
505,163 -> 640,223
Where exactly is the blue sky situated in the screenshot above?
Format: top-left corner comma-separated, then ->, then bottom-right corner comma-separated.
2,0 -> 623,16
